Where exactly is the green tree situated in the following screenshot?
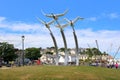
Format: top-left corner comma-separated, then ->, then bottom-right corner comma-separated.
0,42 -> 18,63
92,48 -> 102,55
80,48 -> 102,57
85,48 -> 93,57
59,48 -> 70,52
46,51 -> 53,55
25,47 -> 41,60
59,48 -> 65,52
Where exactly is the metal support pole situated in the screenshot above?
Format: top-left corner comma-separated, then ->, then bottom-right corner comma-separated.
37,18 -> 59,66
64,17 -> 83,66
60,28 -> 68,65
71,26 -> 79,66
54,20 -> 68,65
49,28 -> 59,65
40,10 -> 69,65
22,35 -> 25,66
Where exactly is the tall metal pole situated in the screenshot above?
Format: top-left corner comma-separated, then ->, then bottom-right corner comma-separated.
22,35 -> 25,66
72,27 -> 79,66
95,40 -> 99,51
60,28 -> 68,65
37,18 -> 59,65
56,20 -> 68,65
48,28 -> 59,65
113,46 -> 120,59
95,40 -> 101,61
41,10 -> 69,65
64,17 -> 84,66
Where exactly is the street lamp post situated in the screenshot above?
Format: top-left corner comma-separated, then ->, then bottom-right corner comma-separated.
22,35 -> 25,66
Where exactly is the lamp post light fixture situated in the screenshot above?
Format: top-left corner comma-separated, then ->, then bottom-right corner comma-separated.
22,35 -> 25,66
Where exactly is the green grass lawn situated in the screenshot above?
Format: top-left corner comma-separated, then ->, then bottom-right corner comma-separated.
0,65 -> 120,80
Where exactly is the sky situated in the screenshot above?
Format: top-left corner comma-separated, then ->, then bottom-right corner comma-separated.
0,0 -> 120,59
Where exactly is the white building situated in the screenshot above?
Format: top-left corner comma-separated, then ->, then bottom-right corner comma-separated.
40,48 -> 113,65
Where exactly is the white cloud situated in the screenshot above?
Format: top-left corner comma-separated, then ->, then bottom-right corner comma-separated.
102,13 -> 120,19
108,13 -> 119,19
0,17 -> 120,58
0,16 -> 6,22
11,23 -> 41,33
87,17 -> 97,21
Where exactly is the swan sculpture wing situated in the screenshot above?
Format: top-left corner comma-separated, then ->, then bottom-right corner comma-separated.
41,9 -> 68,18
37,17 -> 54,28
55,23 -> 68,29
36,17 -> 46,24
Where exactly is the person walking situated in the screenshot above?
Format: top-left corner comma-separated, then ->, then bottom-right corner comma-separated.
107,62 -> 110,68
115,62 -> 119,69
